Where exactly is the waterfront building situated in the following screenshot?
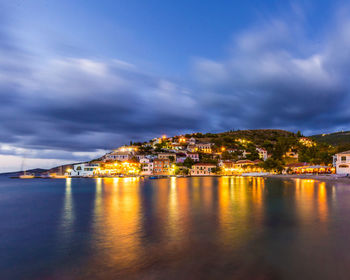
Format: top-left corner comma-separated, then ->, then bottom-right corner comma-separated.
68,163 -> 99,177
140,159 -> 154,175
153,159 -> 170,175
190,163 -> 216,176
334,150 -> 350,175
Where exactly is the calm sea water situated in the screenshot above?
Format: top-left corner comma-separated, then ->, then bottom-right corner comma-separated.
1,176 -> 350,280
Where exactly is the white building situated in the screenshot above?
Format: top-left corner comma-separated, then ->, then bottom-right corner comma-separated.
256,147 -> 268,161
188,137 -> 196,145
140,159 -> 154,175
335,150 -> 350,175
68,163 -> 99,177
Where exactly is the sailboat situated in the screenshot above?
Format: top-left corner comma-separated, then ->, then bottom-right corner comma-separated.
19,158 -> 34,179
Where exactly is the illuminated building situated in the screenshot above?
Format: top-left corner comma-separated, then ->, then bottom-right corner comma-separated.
186,152 -> 199,161
195,143 -> 213,153
334,150 -> 350,175
68,163 -> 100,177
153,159 -> 170,175
190,163 -> 216,176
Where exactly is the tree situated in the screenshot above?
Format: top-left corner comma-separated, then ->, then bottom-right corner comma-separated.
183,157 -> 195,169
261,158 -> 284,173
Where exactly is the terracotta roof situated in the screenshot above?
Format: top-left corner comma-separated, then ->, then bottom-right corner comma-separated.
236,160 -> 254,164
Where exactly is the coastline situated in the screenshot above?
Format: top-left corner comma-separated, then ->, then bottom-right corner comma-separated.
264,174 -> 350,184
7,174 -> 350,184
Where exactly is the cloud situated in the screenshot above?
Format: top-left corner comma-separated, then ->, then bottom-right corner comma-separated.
0,26 -> 203,161
2,3 -> 350,171
193,9 -> 350,134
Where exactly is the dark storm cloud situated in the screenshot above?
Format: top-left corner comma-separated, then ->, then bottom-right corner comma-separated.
2,6 -> 350,162
0,30 -> 203,158
193,15 -> 350,134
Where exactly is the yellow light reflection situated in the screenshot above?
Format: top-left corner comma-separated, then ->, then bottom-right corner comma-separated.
59,178 -> 75,245
92,177 -> 142,269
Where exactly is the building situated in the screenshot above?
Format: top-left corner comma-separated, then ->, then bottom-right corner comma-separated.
256,147 -> 268,161
195,143 -> 213,153
157,153 -> 176,161
135,154 -> 147,161
242,150 -> 251,158
104,151 -> 131,162
187,144 -> 197,153
299,137 -> 315,147
140,159 -> 154,176
284,162 -> 309,174
153,159 -> 171,175
335,151 -> 350,175
176,153 -> 187,163
68,163 -> 99,177
190,163 -> 216,176
117,146 -> 138,153
285,150 -> 299,159
187,152 -> 199,162
98,161 -> 140,176
188,137 -> 196,145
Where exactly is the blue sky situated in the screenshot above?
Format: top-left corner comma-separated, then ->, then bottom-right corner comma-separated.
1,0 -> 350,172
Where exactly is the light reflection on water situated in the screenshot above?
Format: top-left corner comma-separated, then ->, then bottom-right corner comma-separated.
2,176 -> 350,279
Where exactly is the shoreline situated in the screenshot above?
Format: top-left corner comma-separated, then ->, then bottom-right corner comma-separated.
264,174 -> 350,184
7,174 -> 350,184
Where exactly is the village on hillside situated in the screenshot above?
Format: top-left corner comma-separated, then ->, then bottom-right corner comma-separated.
57,130 -> 350,178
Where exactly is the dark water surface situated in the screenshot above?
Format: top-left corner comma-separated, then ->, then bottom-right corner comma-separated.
1,176 -> 350,279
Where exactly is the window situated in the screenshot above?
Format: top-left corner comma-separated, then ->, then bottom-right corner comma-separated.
341,156 -> 347,162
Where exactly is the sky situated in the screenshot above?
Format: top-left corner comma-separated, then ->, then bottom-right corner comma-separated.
1,0 -> 350,172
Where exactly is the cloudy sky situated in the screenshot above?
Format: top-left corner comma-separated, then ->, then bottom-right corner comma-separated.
1,0 -> 350,172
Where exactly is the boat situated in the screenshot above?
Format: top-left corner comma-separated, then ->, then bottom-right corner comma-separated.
19,172 -> 35,179
18,157 -> 35,178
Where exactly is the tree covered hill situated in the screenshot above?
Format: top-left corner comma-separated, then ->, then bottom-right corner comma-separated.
311,131 -> 350,149
185,129 -> 296,147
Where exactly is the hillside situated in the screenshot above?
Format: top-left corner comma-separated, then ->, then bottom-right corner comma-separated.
311,131 -> 350,147
0,168 -> 48,176
183,129 -> 297,151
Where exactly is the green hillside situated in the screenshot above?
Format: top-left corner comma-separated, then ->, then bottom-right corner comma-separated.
311,131 -> 350,149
